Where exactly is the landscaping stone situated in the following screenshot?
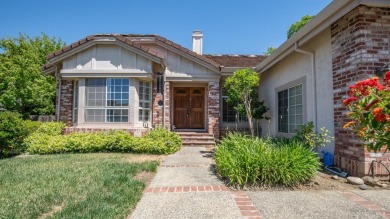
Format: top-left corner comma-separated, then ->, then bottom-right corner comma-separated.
362,176 -> 378,187
379,183 -> 388,188
331,175 -> 339,180
347,176 -> 364,185
359,184 -> 368,190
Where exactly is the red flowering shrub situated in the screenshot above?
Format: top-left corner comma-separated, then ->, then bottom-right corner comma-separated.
343,71 -> 390,152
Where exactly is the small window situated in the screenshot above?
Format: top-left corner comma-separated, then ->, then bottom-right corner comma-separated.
157,74 -> 164,94
278,84 -> 303,133
176,89 -> 186,94
222,96 -> 247,123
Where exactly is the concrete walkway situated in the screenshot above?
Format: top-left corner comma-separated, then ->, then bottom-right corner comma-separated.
131,147 -> 390,219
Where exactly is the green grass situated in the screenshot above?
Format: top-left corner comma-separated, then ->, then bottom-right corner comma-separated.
0,153 -> 159,219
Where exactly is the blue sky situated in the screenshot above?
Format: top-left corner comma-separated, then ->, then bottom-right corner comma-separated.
1,0 -> 332,54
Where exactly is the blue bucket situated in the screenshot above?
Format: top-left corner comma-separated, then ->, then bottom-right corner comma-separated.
322,152 -> 334,166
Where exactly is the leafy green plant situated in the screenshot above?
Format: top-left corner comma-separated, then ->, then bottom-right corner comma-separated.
293,121 -> 334,151
224,68 -> 269,136
215,133 -> 320,188
0,111 -> 28,157
0,33 -> 64,117
287,15 -> 314,38
26,126 -> 182,155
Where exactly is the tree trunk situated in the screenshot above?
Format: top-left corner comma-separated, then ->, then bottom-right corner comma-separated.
244,94 -> 254,136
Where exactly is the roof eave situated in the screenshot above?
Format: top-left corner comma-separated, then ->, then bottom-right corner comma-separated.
256,0 -> 361,73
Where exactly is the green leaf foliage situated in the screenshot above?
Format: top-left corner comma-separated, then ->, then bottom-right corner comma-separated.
287,15 -> 315,38
224,68 -> 269,135
0,33 -> 65,117
25,124 -> 182,155
215,133 -> 320,188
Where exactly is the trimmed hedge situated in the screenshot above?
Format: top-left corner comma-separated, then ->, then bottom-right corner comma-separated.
26,125 -> 182,155
215,132 -> 320,188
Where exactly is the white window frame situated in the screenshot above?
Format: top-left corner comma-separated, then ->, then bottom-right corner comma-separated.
84,78 -> 130,123
277,84 -> 304,134
138,80 -> 152,122
276,77 -> 306,135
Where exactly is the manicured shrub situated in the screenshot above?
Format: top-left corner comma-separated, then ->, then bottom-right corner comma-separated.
34,121 -> 65,136
23,120 -> 43,135
215,133 -> 320,188
26,127 -> 182,155
143,127 -> 182,154
0,111 -> 28,157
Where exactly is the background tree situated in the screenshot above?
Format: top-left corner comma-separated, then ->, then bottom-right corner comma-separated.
0,33 -> 64,117
224,68 -> 269,136
263,47 -> 276,55
287,15 -> 314,38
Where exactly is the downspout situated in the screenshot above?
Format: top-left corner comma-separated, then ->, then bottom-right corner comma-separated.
55,66 -> 61,122
294,42 -> 318,132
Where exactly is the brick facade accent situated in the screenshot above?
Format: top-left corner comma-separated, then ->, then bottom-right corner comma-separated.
63,127 -> 148,137
208,82 -> 220,138
331,6 -> 390,176
59,80 -> 74,126
152,78 -> 171,129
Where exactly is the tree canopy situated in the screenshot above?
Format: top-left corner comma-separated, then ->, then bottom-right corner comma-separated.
224,68 -> 268,136
287,15 -> 314,39
0,33 -> 64,117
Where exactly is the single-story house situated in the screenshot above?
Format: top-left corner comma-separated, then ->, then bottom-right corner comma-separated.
43,32 -> 265,139
44,0 -> 389,177
256,0 -> 390,177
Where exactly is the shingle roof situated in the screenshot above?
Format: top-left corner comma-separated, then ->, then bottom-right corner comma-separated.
44,34 -> 268,72
45,34 -> 165,62
122,34 -> 221,69
203,54 -> 267,68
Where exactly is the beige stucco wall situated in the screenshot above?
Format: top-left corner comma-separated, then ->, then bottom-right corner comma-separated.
259,28 -> 335,154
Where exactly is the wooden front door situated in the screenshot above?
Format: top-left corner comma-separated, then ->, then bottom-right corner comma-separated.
173,87 -> 205,129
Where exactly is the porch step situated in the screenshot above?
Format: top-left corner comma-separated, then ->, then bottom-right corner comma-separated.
177,132 -> 216,148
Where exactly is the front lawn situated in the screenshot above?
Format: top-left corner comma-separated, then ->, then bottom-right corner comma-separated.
0,153 -> 161,219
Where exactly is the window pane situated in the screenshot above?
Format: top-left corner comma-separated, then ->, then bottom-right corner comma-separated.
85,109 -> 105,122
139,81 -> 152,122
85,79 -> 106,107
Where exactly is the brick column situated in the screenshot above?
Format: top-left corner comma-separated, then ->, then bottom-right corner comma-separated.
152,77 -> 171,129
208,81 -> 220,138
331,6 -> 390,176
59,80 -> 74,126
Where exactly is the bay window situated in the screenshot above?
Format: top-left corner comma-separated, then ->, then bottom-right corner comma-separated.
84,78 -> 129,123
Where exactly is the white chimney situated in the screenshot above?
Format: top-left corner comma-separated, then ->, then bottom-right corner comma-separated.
192,30 -> 203,55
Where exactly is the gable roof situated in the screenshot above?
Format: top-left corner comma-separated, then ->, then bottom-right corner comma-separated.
44,34 -> 222,73
44,34 -> 165,71
204,54 -> 267,67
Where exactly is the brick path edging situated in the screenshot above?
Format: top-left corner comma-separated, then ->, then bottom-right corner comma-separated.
145,185 -> 263,219
340,191 -> 390,219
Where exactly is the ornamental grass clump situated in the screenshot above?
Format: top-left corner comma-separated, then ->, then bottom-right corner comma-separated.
215,133 -> 320,188
343,72 -> 390,152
